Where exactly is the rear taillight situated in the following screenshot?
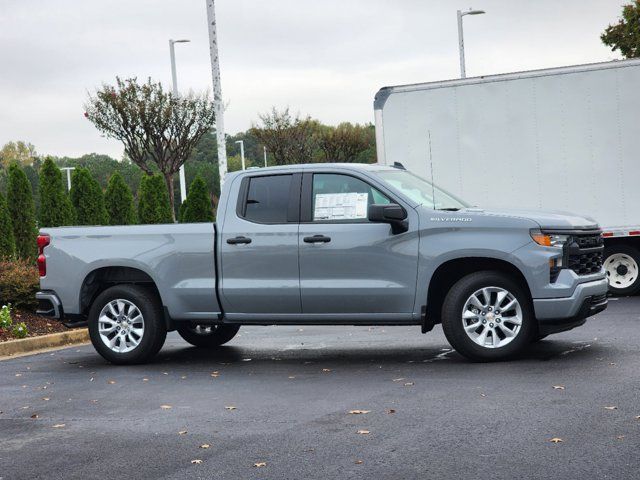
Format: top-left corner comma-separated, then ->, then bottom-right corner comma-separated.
37,234 -> 50,277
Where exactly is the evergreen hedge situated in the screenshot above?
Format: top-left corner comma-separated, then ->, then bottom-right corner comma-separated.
137,174 -> 173,224
0,193 -> 16,258
7,164 -> 37,259
70,168 -> 109,225
182,175 -> 214,223
39,157 -> 75,227
105,172 -> 137,225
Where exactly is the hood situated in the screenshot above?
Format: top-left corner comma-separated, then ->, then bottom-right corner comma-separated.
462,207 -> 598,230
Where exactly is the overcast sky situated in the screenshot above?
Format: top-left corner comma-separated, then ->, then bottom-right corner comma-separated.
0,0 -> 626,159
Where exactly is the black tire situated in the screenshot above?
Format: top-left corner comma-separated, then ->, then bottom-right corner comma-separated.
88,285 -> 167,365
176,323 -> 240,348
603,244 -> 640,296
441,271 -> 536,362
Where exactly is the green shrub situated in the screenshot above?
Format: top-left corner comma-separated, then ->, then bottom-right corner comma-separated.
138,174 -> 172,224
105,171 -> 137,225
11,321 -> 28,338
0,259 -> 40,310
39,157 -> 75,227
70,168 -> 109,225
0,304 -> 12,330
7,164 -> 37,259
0,193 -> 16,258
181,175 -> 214,223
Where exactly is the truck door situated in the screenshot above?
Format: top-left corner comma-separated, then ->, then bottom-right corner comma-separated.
220,173 -> 302,315
298,172 -> 419,317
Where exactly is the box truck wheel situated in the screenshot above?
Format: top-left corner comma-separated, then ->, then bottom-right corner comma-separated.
88,285 -> 167,365
604,245 -> 640,296
441,271 -> 535,362
176,323 -> 240,348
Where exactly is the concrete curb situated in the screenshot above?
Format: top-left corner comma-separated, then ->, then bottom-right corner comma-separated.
0,329 -> 90,359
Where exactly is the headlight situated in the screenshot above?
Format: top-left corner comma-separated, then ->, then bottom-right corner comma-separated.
530,229 -> 569,248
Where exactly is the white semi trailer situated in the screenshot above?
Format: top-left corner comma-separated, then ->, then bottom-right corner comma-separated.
374,58 -> 640,295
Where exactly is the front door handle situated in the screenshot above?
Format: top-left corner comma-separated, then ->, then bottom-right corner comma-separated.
227,236 -> 252,245
303,235 -> 331,244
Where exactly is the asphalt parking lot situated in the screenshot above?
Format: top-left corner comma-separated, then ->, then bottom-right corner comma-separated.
1,297 -> 639,480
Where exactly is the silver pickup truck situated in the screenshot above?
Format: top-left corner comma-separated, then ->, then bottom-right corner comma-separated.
36,163 -> 608,364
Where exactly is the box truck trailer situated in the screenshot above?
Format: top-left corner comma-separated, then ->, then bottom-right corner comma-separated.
374,58 -> 640,295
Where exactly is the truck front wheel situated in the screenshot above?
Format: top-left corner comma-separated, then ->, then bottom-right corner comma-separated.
603,245 -> 640,296
87,285 -> 167,365
441,271 -> 535,362
176,323 -> 240,348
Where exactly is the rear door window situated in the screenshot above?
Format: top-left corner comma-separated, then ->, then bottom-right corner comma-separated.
241,175 -> 293,224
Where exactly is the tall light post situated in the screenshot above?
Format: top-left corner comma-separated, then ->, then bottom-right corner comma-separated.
61,167 -> 75,191
169,38 -> 191,203
457,8 -> 485,78
235,140 -> 245,170
263,146 -> 267,167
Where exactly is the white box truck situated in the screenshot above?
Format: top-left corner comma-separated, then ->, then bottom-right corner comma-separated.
374,58 -> 640,295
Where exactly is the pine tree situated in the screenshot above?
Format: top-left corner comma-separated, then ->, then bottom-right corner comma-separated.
7,164 -> 37,259
39,157 -> 75,227
0,192 -> 16,258
182,175 -> 214,223
105,172 -> 137,225
137,174 -> 173,224
70,168 -> 109,225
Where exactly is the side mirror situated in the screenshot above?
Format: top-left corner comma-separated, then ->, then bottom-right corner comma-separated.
368,203 -> 409,234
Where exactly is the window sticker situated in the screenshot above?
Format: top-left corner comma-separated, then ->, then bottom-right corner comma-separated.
314,192 -> 368,220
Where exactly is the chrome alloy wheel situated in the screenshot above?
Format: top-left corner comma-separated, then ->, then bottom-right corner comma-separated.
605,253 -> 638,290
98,299 -> 145,353
461,286 -> 522,349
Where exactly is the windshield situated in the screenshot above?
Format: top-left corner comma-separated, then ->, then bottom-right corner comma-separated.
376,170 -> 470,210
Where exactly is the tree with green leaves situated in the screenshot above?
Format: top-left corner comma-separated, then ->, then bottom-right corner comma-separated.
181,175 -> 214,223
137,174 -> 172,224
105,172 -> 137,225
0,141 -> 38,168
601,1 -> 640,58
318,123 -> 376,163
39,157 -> 75,227
0,193 -> 16,258
84,77 -> 216,220
7,164 -> 37,259
70,168 -> 108,225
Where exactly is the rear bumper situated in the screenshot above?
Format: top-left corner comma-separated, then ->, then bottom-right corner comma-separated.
36,291 -> 87,328
533,277 -> 608,335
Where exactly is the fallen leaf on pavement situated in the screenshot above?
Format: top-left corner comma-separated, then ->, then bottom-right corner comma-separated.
254,462 -> 267,468
635,415 -> 640,420
348,410 -> 371,415
42,397 -> 50,401
616,435 -> 625,440
191,459 -> 202,465
552,385 -> 565,390
322,368 -> 332,372
355,460 -> 363,465
107,380 -> 116,385
142,378 -> 149,382
160,405 -> 172,410
392,378 -> 405,382
200,444 -> 210,449
15,373 -> 22,377
604,406 -> 618,410
181,376 -> 187,380
386,409 -> 396,414
225,406 -> 236,410
288,376 -> 295,379
357,429 -> 370,435
178,430 -> 188,435
30,414 -> 39,419
550,437 -> 563,443
52,424 -> 65,428
404,382 -> 414,386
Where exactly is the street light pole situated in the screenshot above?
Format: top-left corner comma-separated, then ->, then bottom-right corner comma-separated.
169,38 -> 191,203
61,167 -> 75,191
235,140 -> 245,170
263,146 -> 267,168
457,9 -> 485,78
206,0 -> 228,187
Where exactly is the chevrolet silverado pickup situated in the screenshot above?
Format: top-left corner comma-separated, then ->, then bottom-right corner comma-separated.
36,163 -> 608,364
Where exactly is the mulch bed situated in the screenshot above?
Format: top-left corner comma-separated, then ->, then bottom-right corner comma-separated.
0,310 -> 70,342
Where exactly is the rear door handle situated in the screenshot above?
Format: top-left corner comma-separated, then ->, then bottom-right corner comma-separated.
303,235 -> 331,244
227,236 -> 252,245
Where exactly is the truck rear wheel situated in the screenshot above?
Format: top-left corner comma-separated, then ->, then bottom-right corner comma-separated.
441,271 -> 535,362
88,285 -> 167,365
176,323 -> 240,348
604,245 -> 640,296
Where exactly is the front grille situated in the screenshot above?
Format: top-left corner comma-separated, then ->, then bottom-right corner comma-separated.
566,231 -> 604,276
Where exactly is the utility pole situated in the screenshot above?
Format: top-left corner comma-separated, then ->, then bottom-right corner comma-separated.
206,0 -> 227,185
263,146 -> 267,167
235,140 -> 245,170
61,167 -> 75,191
457,9 -> 485,78
169,38 -> 190,203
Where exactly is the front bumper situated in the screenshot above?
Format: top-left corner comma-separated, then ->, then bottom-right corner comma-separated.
533,277 -> 608,335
